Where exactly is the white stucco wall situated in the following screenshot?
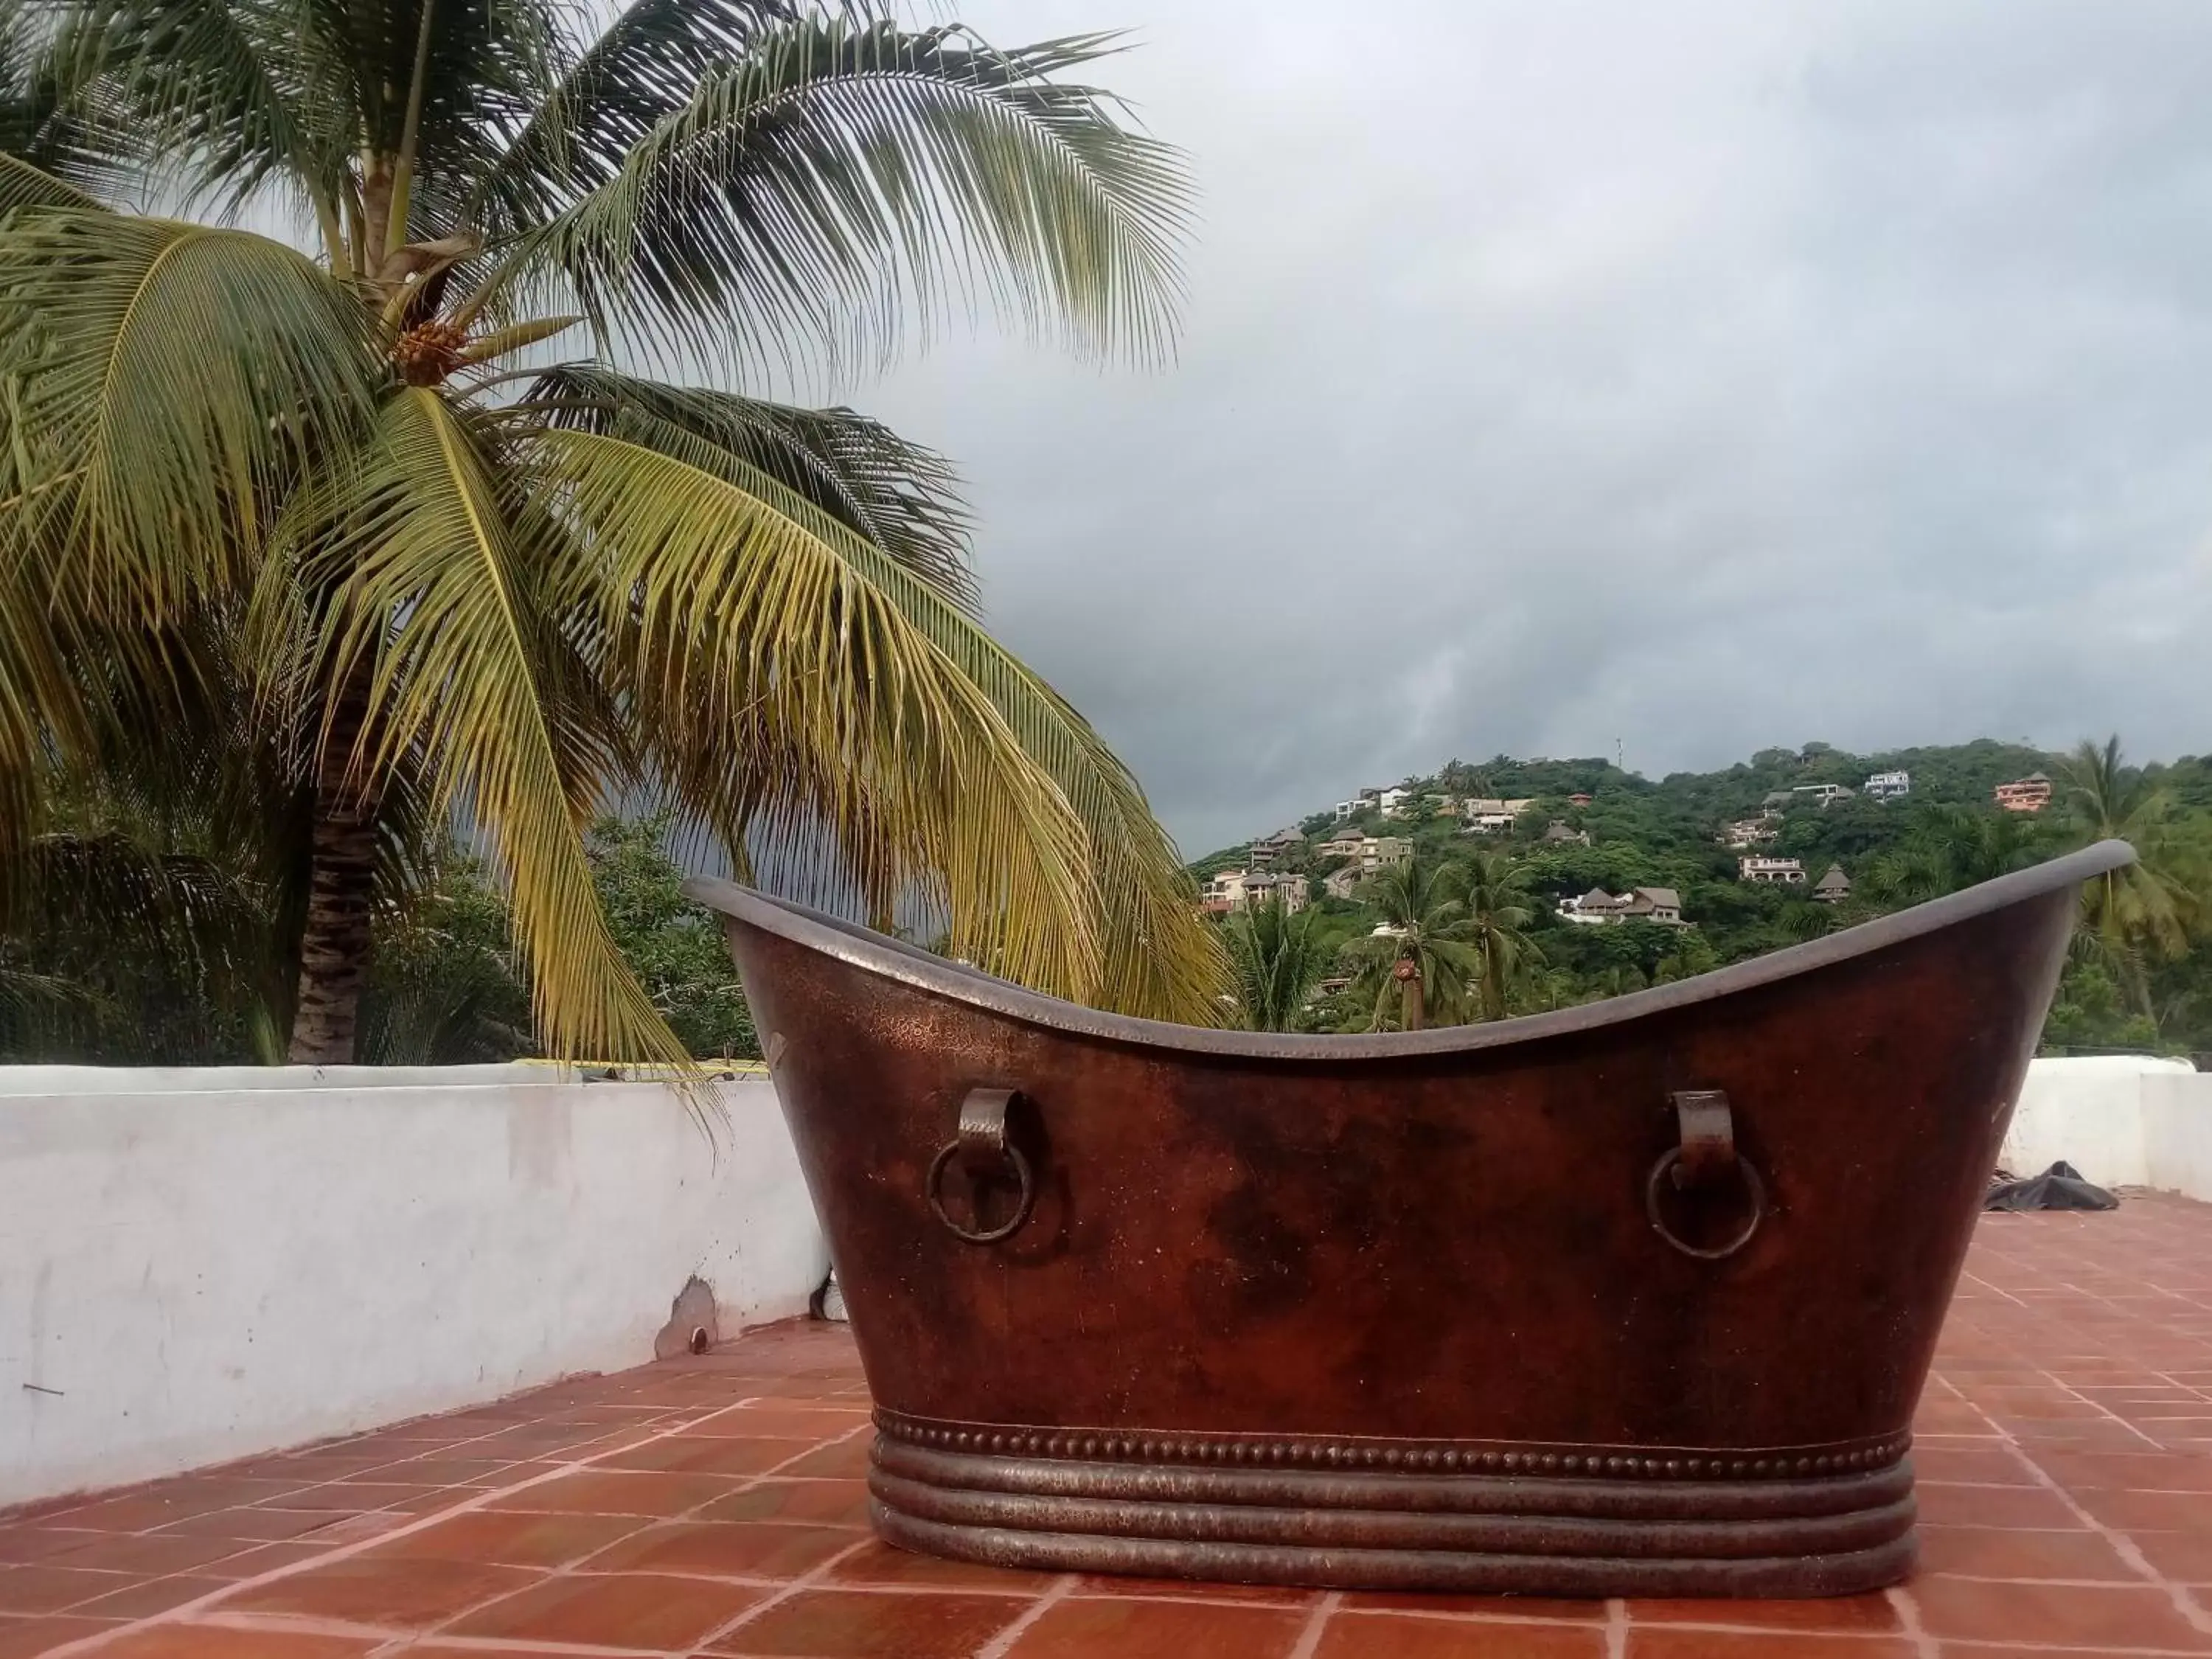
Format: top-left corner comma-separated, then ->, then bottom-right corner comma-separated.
0,1065 -> 827,1509
2001,1055 -> 2212,1197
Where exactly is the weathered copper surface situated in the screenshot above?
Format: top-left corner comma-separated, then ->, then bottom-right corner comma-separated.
684,840 -> 2133,1598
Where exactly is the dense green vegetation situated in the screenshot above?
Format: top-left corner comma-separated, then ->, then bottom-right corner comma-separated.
0,816 -> 757,1065
1203,738 -> 2212,1054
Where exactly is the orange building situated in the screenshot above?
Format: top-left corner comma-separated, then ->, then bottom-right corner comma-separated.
1994,773 -> 2053,813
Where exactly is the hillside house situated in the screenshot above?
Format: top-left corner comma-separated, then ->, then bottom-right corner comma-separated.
1863,771 -> 1911,801
1332,787 -> 1382,820
1559,887 -> 1687,927
1543,820 -> 1590,846
1380,786 -> 1414,817
1317,826 -> 1368,860
1202,869 -> 1309,915
1359,835 -> 1414,872
1722,818 -> 1778,849
1740,855 -> 1806,884
1243,872 -> 1309,914
1814,865 -> 1852,904
1996,773 -> 2053,813
1201,869 -> 1253,911
1461,796 -> 1535,833
1318,826 -> 1413,871
1249,827 -> 1305,866
1791,783 -> 1854,808
1568,792 -> 1594,807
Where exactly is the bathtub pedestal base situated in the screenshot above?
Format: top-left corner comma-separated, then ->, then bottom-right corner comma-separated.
869,1419 -> 1919,1599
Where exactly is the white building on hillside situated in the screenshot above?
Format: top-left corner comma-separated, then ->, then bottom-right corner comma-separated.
1201,869 -> 1308,915
1790,784 -> 1854,808
1740,855 -> 1806,884
1333,787 -> 1382,820
1461,797 -> 1535,833
1863,770 -> 1910,801
1722,818 -> 1778,849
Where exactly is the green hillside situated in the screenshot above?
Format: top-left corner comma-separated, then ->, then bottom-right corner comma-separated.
1197,738 -> 2209,1054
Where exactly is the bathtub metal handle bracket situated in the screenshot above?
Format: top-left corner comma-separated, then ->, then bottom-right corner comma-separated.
1670,1090 -> 1737,1190
1649,1090 -> 1765,1260
927,1088 -> 1036,1245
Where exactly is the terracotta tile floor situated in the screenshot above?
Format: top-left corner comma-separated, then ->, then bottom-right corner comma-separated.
5,1194 -> 2212,1658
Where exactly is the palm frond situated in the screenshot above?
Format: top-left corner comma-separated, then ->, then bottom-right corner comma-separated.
43,0 -> 352,215
490,15 -> 1190,372
0,212 -> 383,621
465,0 -> 805,237
282,386 -> 688,1065
526,417 -> 1119,1005
529,403 -> 1222,1022
523,361 -> 975,606
0,7 -> 131,209
1225,897 -> 1326,1032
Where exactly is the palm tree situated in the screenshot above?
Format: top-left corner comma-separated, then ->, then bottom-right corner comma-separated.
1458,849 -> 1543,1020
1224,897 -> 1331,1033
2060,736 -> 2199,1008
1865,804 -> 2048,906
0,0 -> 1222,1064
1352,858 -> 1481,1032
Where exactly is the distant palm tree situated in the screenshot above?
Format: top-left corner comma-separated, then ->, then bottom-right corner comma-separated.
0,0 -> 1216,1065
1651,933 -> 1719,984
1439,759 -> 1490,799
2061,737 -> 2199,1007
1225,897 -> 1332,1033
1865,804 -> 2048,905
1776,900 -> 1838,942
1588,961 -> 1646,1001
1458,850 -> 1543,1020
1353,858 -> 1481,1032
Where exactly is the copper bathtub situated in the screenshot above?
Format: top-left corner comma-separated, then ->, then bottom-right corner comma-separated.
685,840 -> 2131,1598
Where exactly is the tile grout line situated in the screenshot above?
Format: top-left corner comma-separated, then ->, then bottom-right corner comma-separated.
2151,1370 -> 2212,1407
392,1419 -> 881,1652
206,1607 -> 678,1659
1603,1594 -> 1627,1659
969,1574 -> 1077,1659
1962,1388 -> 2212,1639
2034,1366 -> 2165,1449
672,1532 -> 877,1655
1284,1589 -> 1340,1659
31,1395 -> 863,1658
18,1388 -> 766,1548
1959,1269 -> 2031,1309
1885,1584 -> 1941,1659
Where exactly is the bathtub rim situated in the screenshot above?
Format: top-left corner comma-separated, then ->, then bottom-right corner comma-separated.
682,838 -> 2132,1061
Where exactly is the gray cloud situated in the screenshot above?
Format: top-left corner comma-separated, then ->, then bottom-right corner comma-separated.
847,0 -> 2212,852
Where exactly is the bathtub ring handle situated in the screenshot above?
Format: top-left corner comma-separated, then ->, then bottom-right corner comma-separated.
1645,1148 -> 1766,1261
926,1087 -> 1037,1245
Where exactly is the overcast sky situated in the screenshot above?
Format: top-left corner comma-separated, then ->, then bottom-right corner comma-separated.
851,0 -> 2212,855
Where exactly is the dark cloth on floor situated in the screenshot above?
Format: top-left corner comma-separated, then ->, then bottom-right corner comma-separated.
1985,1161 -> 2120,1211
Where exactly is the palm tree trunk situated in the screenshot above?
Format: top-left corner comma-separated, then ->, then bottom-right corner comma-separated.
287,686 -> 379,1064
1397,959 -> 1425,1032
